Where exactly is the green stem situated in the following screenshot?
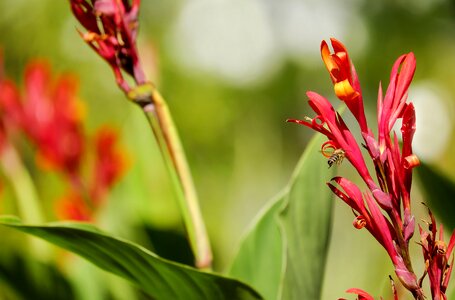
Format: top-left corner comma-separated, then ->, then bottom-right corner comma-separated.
132,85 -> 212,269
1,143 -> 44,223
0,143 -> 49,259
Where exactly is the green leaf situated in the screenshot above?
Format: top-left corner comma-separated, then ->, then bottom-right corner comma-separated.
229,133 -> 334,300
228,194 -> 285,300
0,216 -> 263,300
416,162 -> 455,230
0,253 -> 75,300
279,134 -> 334,300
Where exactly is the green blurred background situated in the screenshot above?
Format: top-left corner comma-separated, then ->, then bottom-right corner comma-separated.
1,0 -> 455,299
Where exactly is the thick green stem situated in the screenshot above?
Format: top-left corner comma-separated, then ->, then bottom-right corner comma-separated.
131,84 -> 212,269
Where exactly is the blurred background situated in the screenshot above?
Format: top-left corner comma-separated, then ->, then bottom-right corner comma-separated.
1,0 -> 455,299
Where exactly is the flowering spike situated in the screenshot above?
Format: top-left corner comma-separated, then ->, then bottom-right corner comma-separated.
22,62 -> 85,175
69,0 -> 145,93
288,39 -> 439,299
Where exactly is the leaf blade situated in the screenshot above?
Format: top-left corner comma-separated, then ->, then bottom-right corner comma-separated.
228,193 -> 285,300
0,217 -> 263,300
279,134 -> 334,299
228,133 -> 334,300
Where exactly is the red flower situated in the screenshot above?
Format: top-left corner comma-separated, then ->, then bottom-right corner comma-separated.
1,56 -> 129,222
1,60 -> 85,175
69,0 -> 144,93
22,61 -> 85,175
287,38 -> 443,299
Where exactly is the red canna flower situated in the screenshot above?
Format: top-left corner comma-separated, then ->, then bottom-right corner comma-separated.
22,61 -> 85,175
287,38 -> 454,299
69,0 -> 144,93
0,60 -> 85,175
1,56 -> 128,222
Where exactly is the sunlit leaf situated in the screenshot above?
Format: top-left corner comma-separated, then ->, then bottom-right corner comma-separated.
0,217 -> 263,300
279,134 -> 334,300
229,133 -> 334,300
416,162 -> 455,230
228,194 -> 285,300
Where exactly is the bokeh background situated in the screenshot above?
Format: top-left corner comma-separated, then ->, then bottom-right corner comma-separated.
1,0 -> 455,299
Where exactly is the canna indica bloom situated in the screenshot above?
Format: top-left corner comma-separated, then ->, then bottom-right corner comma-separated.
288,38 -> 455,299
69,0 -> 145,93
0,57 -> 128,222
0,60 -> 85,175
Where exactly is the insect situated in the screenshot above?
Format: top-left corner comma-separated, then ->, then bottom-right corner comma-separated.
327,148 -> 346,168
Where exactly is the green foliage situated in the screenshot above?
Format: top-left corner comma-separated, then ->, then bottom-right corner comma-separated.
0,216 -> 262,300
416,162 -> 455,230
0,254 -> 74,300
228,195 -> 284,300
229,134 -> 334,300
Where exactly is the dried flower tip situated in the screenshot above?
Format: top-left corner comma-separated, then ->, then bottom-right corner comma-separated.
404,154 -> 420,169
435,240 -> 447,256
83,32 -> 99,42
353,215 -> 367,229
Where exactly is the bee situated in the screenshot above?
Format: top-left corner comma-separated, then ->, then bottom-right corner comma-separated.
327,148 -> 346,168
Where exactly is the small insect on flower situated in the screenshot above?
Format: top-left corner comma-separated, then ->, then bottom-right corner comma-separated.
327,148 -> 346,168
321,141 -> 346,168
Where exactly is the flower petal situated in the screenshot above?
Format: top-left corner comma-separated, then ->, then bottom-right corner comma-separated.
364,192 -> 397,263
345,288 -> 375,300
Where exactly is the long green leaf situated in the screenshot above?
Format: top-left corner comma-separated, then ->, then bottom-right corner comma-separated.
0,216 -> 262,300
416,162 -> 455,230
279,134 -> 334,300
228,194 -> 285,300
228,133 -> 334,300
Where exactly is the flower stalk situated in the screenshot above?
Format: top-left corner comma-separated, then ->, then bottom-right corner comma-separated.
69,0 -> 212,268
131,83 -> 212,269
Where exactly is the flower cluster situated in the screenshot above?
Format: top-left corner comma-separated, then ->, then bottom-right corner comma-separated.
288,38 -> 455,299
0,59 -> 127,221
70,0 -> 146,95
418,206 -> 455,300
